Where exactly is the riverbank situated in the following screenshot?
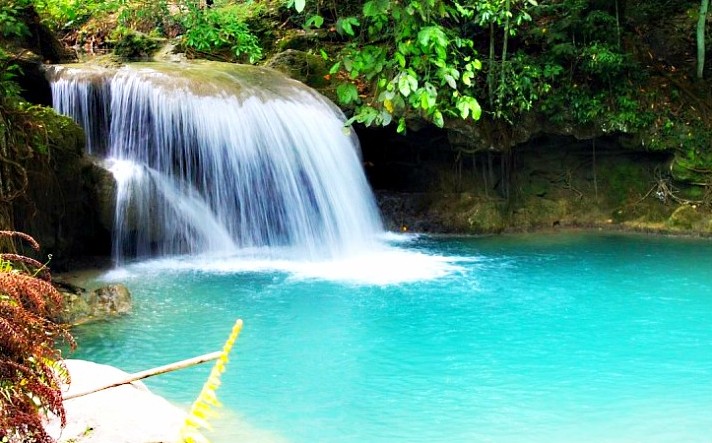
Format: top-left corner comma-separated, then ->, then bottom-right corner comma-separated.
376,190 -> 712,238
46,360 -> 188,443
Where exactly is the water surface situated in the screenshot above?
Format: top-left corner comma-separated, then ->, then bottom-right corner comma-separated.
71,233 -> 712,442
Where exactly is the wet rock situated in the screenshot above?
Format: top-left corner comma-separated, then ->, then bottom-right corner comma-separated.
57,282 -> 132,325
89,161 -> 117,234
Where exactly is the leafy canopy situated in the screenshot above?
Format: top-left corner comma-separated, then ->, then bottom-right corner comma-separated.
313,0 -> 485,133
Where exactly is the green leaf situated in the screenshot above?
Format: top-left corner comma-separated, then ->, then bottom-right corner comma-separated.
432,110 -> 444,127
295,0 -> 306,13
306,14 -> 324,28
456,96 -> 482,120
337,17 -> 360,36
398,74 -> 418,97
444,74 -> 457,90
417,26 -> 447,49
336,83 -> 359,104
397,117 -> 407,134
420,92 -> 430,110
395,52 -> 406,68
363,0 -> 389,17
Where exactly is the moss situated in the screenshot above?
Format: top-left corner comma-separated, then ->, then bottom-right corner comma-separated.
18,104 -> 84,155
600,160 -> 651,206
432,193 -> 506,234
611,200 -> 671,223
265,49 -> 329,87
111,30 -> 163,60
511,196 -> 573,229
669,155 -> 712,184
667,204 -> 702,230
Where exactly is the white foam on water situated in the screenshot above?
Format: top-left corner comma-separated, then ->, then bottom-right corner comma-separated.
99,244 -> 463,286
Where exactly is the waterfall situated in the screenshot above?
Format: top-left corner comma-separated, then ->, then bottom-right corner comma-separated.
49,61 -> 383,263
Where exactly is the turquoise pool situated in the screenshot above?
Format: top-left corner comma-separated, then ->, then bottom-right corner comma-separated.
71,233 -> 712,442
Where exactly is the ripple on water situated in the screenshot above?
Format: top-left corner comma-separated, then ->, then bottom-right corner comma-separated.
73,233 -> 712,443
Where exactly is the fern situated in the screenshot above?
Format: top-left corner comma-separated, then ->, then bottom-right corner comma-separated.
179,319 -> 243,443
0,231 -> 74,443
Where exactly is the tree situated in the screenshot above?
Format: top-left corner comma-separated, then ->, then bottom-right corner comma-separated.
697,0 -> 710,79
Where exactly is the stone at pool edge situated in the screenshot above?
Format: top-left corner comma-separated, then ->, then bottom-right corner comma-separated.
56,282 -> 132,325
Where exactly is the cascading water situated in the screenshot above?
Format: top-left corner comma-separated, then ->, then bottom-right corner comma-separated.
49,62 -> 384,263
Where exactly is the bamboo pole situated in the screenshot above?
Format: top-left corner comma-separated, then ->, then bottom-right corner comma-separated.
63,351 -> 223,401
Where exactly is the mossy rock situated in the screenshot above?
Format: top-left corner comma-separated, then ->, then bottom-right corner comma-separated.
433,193 -> 506,234
19,104 -> 85,155
669,155 -> 712,184
667,204 -> 702,229
611,200 -> 671,224
274,29 -> 326,52
88,53 -> 126,69
265,49 -> 329,88
56,282 -> 132,325
112,30 -> 164,60
511,196 -> 571,230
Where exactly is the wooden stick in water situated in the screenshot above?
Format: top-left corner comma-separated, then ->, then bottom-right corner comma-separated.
63,351 -> 223,401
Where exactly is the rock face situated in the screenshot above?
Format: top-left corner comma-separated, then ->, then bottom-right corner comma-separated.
365,129 -> 709,235
13,138 -> 113,269
3,5 -> 73,105
57,283 -> 132,325
4,5 -> 112,266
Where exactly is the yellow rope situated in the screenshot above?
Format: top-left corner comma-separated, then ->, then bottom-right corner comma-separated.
179,318 -> 243,443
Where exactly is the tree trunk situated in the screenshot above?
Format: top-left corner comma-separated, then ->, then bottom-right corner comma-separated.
488,22 -> 495,107
499,0 -> 511,111
63,351 -> 223,400
615,0 -> 621,49
697,0 -> 710,79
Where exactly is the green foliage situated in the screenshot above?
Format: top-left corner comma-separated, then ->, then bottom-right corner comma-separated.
116,0 -> 175,35
0,49 -> 22,103
0,0 -> 30,38
111,28 -> 161,59
180,2 -> 263,63
32,0 -> 120,31
492,52 -> 559,122
321,0 -> 488,132
290,0 -> 550,131
530,0 -> 656,133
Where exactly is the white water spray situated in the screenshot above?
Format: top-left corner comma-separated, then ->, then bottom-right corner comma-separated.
50,62 -> 383,263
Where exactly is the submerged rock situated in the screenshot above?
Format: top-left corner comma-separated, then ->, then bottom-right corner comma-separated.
57,282 -> 132,325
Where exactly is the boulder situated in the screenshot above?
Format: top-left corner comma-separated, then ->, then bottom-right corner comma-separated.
57,283 -> 132,325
